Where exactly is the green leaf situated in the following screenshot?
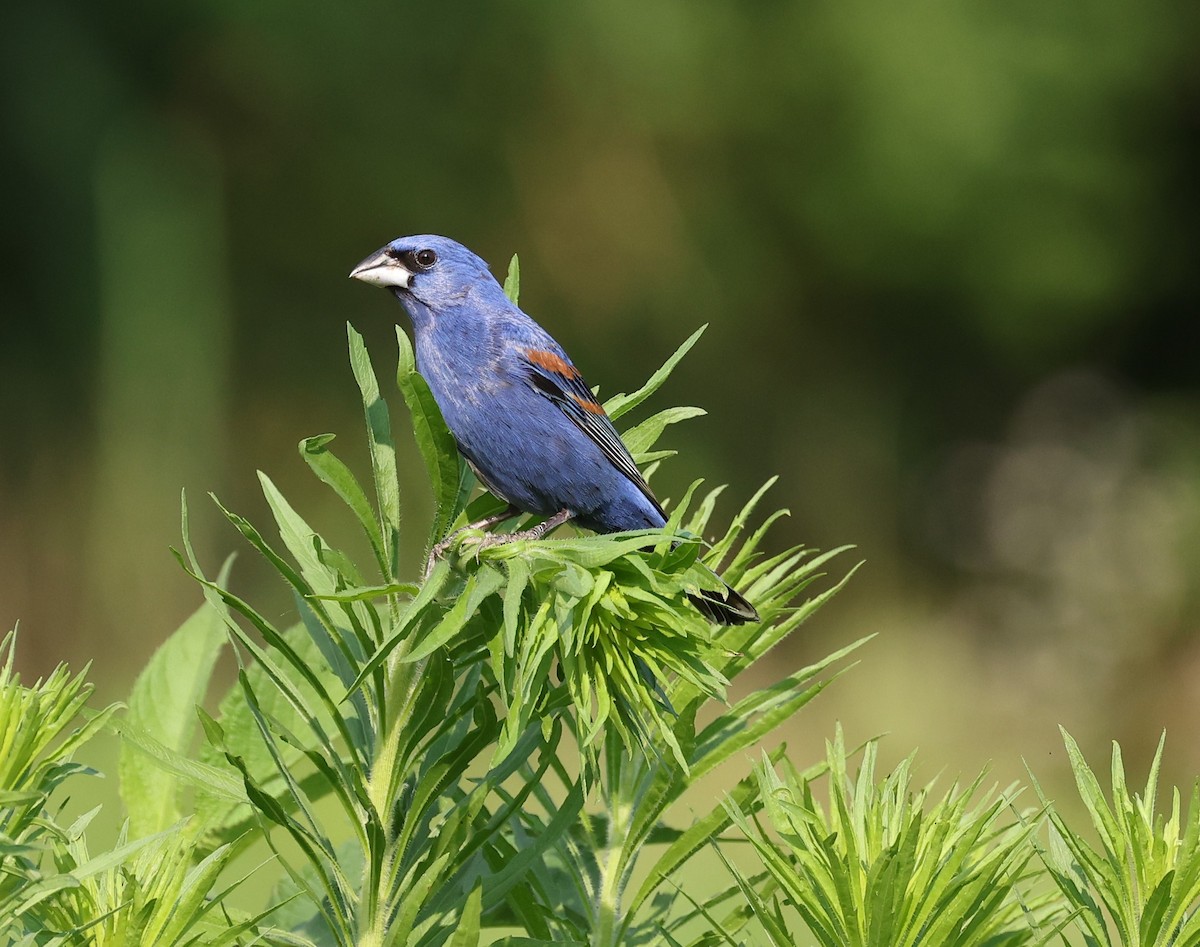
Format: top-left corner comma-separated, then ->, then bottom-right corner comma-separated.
308,582 -> 420,602
300,433 -> 390,578
119,562 -> 231,837
208,487 -> 366,682
348,323 -> 402,576
401,565 -> 506,664
480,530 -> 667,571
503,253 -> 520,305
490,939 -> 586,947
258,470 -> 340,598
480,779 -> 586,915
604,324 -> 706,420
709,840 -> 794,947
395,324 -> 473,555
704,475 -> 780,569
192,622 -> 347,852
622,406 -> 706,457
448,883 -> 483,947
692,635 -> 869,780
117,719 -> 246,805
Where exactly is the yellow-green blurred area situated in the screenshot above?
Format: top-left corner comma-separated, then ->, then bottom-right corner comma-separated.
3,0 -> 1200,812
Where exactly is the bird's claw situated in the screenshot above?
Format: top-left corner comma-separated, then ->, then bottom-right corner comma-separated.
458,529 -> 511,564
422,528 -> 490,580
421,547 -> 442,582
420,509 -> 572,582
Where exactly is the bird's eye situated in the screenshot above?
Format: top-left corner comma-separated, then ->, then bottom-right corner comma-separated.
415,249 -> 438,269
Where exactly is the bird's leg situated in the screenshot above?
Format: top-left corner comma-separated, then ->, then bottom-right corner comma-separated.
423,505 -> 519,580
463,508 -> 575,561
486,508 -> 574,545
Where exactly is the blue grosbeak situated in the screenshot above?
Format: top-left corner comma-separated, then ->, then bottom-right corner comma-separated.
350,235 -> 757,625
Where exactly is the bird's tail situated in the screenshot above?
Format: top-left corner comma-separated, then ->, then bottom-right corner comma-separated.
688,577 -> 759,625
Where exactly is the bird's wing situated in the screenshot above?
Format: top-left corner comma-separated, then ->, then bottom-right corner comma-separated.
519,346 -> 666,519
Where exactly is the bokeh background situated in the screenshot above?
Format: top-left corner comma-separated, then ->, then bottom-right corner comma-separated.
3,0 -> 1199,802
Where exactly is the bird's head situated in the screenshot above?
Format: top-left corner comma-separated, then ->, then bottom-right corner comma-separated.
349,234 -> 497,309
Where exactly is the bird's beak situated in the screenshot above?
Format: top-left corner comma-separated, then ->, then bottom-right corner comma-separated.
348,248 -> 412,289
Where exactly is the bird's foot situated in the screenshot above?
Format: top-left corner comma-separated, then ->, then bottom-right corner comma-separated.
422,505 -> 520,580
423,531 -> 467,581
434,508 -> 575,573
500,508 -> 574,545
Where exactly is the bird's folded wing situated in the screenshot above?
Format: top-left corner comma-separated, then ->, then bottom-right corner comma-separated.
520,347 -> 666,519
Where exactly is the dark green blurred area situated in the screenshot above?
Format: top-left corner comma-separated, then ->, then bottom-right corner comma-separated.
3,1 -> 1199,793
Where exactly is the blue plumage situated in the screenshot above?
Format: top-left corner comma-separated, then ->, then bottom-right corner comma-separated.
350,234 -> 757,624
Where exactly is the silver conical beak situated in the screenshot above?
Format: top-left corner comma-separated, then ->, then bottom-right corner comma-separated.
349,248 -> 412,289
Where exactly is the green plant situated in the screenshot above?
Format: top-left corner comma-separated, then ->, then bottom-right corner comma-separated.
20,257 -> 1200,945
0,631 -> 113,942
714,726 -> 1053,947
25,821 -> 250,947
1035,728 -> 1200,947
161,258 -> 861,945
0,621 -> 286,946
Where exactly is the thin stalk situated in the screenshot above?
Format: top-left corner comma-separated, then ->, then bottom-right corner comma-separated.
593,795 -> 632,947
593,732 -> 647,947
368,592 -> 426,821
361,596 -> 425,942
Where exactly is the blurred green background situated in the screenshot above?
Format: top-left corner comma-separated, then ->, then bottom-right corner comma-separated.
3,0 -> 1199,800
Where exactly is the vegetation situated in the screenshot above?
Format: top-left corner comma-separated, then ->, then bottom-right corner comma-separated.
4,264 -> 1200,944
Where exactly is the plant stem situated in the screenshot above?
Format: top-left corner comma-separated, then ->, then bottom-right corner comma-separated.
369,609 -> 425,821
362,602 -> 425,942
594,796 -> 631,947
595,732 -> 645,947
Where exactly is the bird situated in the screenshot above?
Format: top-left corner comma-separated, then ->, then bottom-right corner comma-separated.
349,234 -> 758,625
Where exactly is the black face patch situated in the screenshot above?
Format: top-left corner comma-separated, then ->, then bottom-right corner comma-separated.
385,248 -> 438,272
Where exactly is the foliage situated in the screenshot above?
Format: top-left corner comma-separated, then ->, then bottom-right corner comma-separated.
713,726 -> 1054,947
9,7 -> 1197,855
1034,728 -> 1200,947
23,820 -> 251,947
0,626 -> 280,946
158,260 -> 860,945
7,257 -> 1200,945
0,631 -> 115,939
